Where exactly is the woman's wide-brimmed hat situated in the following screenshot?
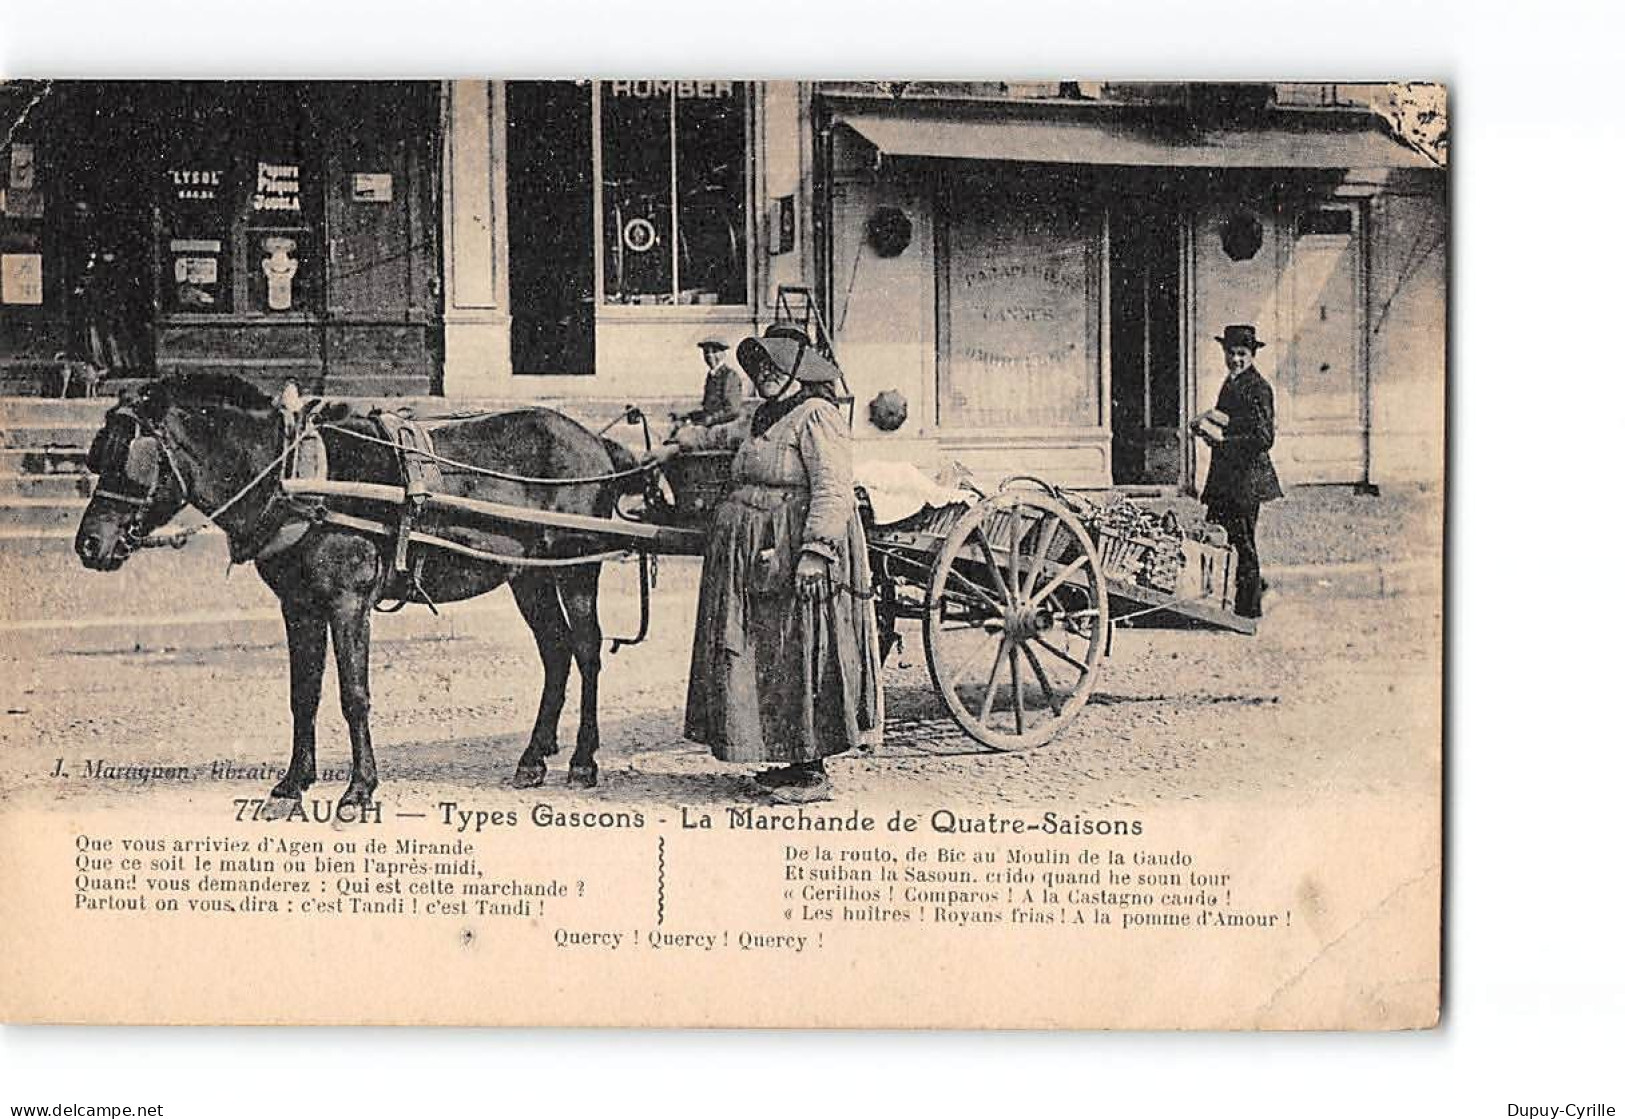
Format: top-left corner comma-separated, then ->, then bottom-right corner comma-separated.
737,333 -> 843,384
763,323 -> 812,344
697,335 -> 731,353
1215,324 -> 1265,350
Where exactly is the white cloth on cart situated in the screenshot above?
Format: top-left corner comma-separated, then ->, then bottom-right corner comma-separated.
853,459 -> 977,526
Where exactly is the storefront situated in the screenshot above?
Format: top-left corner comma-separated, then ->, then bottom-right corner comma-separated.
0,81 -> 440,396
6,80 -> 1444,494
2,80 -> 150,393
814,85 -> 1444,490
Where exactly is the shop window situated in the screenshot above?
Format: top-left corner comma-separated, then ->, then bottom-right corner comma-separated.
599,81 -> 748,306
2,140 -> 47,310
157,83 -> 323,316
507,81 -> 751,374
161,157 -> 233,314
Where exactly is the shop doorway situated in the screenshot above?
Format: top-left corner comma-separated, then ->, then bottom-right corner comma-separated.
506,82 -> 596,375
1281,202 -> 1368,483
1109,202 -> 1183,486
58,85 -> 161,380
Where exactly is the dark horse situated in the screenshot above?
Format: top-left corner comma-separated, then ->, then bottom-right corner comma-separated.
74,374 -> 641,807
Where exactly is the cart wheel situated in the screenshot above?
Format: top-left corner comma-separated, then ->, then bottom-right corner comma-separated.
924,491 -> 1108,751
864,593 -> 886,752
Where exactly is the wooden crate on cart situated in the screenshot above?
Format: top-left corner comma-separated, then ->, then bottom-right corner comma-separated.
1176,537 -> 1237,612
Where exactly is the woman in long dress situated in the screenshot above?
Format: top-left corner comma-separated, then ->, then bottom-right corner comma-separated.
655,330 -> 881,803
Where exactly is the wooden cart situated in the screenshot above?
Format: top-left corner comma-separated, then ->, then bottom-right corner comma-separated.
284,444 -> 1250,755
865,476 -> 1254,751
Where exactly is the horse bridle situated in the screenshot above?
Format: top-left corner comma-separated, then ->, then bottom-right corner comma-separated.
88,401 -> 303,559
86,406 -> 192,539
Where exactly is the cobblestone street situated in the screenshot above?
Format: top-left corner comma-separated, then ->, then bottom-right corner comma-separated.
0,543 -> 1440,817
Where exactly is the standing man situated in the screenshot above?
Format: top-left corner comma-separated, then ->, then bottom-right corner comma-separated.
1194,324 -> 1283,619
686,335 -> 744,428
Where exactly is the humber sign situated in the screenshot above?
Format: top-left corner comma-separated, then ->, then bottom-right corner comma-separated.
607,80 -> 735,99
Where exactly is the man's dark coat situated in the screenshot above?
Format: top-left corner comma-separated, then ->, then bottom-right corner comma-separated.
1201,366 -> 1284,506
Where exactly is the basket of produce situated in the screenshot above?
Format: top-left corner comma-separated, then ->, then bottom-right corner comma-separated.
1076,495 -> 1178,592
1095,528 -> 1156,587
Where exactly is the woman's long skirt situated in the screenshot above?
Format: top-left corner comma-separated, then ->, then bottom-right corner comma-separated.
683,484 -> 882,764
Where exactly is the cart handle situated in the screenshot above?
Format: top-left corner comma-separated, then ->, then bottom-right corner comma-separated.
999,475 -> 1063,500
997,475 -> 1102,520
598,404 -> 653,453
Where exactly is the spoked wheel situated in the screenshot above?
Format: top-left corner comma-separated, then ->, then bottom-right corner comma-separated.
923,491 -> 1109,751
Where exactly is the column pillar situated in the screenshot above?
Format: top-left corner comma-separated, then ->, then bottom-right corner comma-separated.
761,81 -> 810,306
440,80 -> 513,396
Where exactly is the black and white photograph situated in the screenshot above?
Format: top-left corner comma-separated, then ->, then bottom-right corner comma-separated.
3,0 -> 1625,1110
0,1 -> 1618,1107
0,75 -> 1444,1030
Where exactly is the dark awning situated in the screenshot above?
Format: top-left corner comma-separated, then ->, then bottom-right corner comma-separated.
833,105 -> 1436,171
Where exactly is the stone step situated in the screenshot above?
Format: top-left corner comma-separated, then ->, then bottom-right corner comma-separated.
0,498 -> 92,531
311,374 -> 436,397
0,447 -> 90,474
0,422 -> 103,448
0,394 -> 683,540
0,393 -> 688,504
0,527 -> 83,555
0,393 -> 690,430
0,497 -> 212,545
0,397 -> 114,424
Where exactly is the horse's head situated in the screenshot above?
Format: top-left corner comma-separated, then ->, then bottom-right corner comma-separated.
75,382 -> 191,570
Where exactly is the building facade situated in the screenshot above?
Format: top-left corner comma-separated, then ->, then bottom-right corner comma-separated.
1,81 -> 440,397
437,80 -> 813,403
436,79 -> 1443,490
812,81 -> 1444,490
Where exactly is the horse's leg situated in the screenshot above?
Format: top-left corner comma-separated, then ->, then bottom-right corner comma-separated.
561,564 -> 604,789
510,573 -> 572,788
270,600 -> 327,800
329,591 -> 379,808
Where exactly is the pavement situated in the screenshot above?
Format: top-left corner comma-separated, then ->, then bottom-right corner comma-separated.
0,480 -> 1444,838
0,551 -> 1443,820
0,483 -> 1441,656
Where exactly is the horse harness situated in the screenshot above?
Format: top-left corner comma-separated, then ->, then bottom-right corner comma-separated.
266,400 -> 449,607
86,410 -> 185,510
86,404 -> 286,559
91,398 -> 449,602
92,396 -> 649,611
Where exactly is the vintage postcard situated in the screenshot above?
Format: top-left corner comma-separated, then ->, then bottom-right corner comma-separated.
0,79 -> 1444,1027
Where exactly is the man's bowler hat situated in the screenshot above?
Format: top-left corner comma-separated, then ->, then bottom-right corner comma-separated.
1215,324 -> 1265,350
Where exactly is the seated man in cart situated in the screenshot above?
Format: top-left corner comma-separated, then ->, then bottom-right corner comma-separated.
672,335 -> 745,433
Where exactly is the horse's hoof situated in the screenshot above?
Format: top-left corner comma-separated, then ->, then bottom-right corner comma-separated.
260,797 -> 303,821
269,779 -> 307,801
338,786 -> 373,809
512,765 -> 547,789
566,764 -> 598,789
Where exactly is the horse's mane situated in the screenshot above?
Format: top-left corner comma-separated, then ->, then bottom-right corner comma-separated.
151,373 -> 274,411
